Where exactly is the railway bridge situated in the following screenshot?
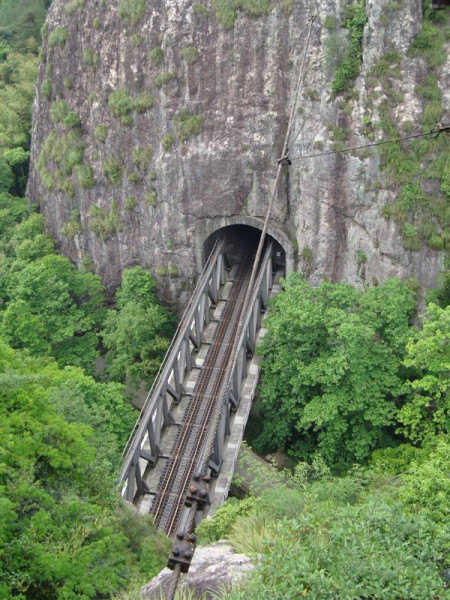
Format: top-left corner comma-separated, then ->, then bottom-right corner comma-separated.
119,224 -> 285,537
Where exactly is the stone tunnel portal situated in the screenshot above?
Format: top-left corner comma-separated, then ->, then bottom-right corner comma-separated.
203,224 -> 286,275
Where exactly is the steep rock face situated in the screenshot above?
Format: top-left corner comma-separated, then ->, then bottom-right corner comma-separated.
28,0 -> 448,307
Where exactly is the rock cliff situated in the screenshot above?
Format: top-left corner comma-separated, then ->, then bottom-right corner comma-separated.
28,0 -> 449,307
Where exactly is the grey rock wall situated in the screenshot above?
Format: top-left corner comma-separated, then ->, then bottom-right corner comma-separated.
28,0 -> 447,308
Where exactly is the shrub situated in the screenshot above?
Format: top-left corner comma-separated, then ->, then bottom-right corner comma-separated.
48,26 -> 69,47
90,200 -> 121,241
255,275 -> 416,470
145,191 -> 156,206
155,71 -> 177,88
83,48 -> 99,67
119,0 -> 147,25
95,124 -> 108,142
76,164 -> 95,188
133,92 -> 155,113
212,0 -> 272,29
66,0 -> 84,13
173,109 -> 204,142
192,2 -> 209,17
103,157 -> 122,185
133,146 -> 153,171
161,133 -> 175,152
63,111 -> 81,129
197,497 -> 258,544
124,195 -> 137,210
42,77 -> 52,100
61,208 -> 82,239
331,1 -> 367,95
108,89 -> 134,117
179,46 -> 200,65
50,100 -> 69,123
150,46 -> 164,65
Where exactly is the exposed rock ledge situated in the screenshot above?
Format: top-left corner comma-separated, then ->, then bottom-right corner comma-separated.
141,541 -> 256,599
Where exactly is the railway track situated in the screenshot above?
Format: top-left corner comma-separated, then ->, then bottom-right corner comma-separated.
151,258 -> 255,536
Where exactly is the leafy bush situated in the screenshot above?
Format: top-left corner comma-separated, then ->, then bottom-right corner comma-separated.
197,497 -> 258,544
255,275 -> 416,470
102,267 -> 175,385
397,303 -> 450,442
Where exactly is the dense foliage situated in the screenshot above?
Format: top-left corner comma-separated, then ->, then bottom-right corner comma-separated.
0,339 -> 169,600
202,444 -> 450,599
102,267 -> 175,385
253,275 -> 418,470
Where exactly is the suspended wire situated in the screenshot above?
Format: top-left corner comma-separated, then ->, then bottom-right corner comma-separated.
289,126 -> 449,162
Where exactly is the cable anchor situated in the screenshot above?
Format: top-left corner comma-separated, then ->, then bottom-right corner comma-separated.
277,153 -> 292,167
168,532 -> 197,573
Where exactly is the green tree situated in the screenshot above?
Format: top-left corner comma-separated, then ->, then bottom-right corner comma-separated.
397,303 -> 450,442
255,275 -> 416,470
102,267 -> 175,385
0,337 -> 168,600
1,252 -> 106,373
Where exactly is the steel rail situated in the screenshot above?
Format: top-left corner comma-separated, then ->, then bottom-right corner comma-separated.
152,260 -> 253,534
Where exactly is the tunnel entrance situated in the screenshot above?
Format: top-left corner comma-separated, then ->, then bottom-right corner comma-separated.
204,224 -> 286,274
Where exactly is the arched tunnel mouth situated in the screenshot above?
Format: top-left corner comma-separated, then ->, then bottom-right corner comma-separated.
204,224 -> 286,274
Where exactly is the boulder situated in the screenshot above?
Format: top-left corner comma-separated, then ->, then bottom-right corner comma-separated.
140,541 -> 256,599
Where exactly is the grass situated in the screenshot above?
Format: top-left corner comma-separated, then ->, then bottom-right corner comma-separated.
150,47 -> 164,66
76,164 -> 95,189
168,264 -> 178,276
131,33 -> 143,47
66,0 -> 84,13
103,157 -> 122,185
155,72 -> 177,88
36,129 -> 86,192
95,125 -> 108,143
61,209 -> 82,239
63,112 -> 81,129
124,196 -> 137,210
133,92 -> 155,113
156,266 -> 168,276
108,89 -> 134,117
133,146 -> 153,171
212,0 -> 272,29
83,49 -> 99,68
50,100 -> 69,124
145,191 -> 157,206
161,133 -> 175,152
331,1 -> 367,95
192,3 -> 210,17
108,89 -> 155,118
90,200 -> 121,241
149,169 -> 157,181
172,109 -> 204,142
48,26 -> 69,47
119,0 -> 147,25
179,46 -> 200,65
369,3 -> 450,253
63,77 -> 73,89
42,78 -> 52,100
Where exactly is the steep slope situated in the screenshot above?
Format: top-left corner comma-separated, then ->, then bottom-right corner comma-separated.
28,0 -> 449,305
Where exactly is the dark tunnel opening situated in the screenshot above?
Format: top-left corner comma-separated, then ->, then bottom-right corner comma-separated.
203,224 -> 286,274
